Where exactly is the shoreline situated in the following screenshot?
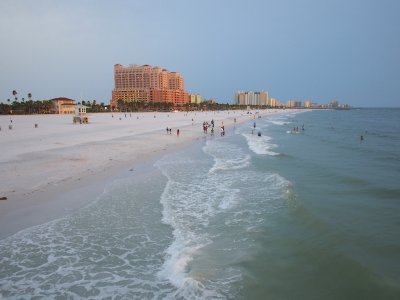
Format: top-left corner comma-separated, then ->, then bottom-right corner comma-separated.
0,110 -> 288,240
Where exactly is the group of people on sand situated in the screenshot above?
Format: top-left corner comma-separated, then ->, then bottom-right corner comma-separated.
202,119 -> 225,137
166,127 -> 179,136
164,117 -> 229,139
202,121 -> 210,133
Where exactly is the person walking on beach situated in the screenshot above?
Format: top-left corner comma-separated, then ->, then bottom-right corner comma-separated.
177,129 -> 180,137
166,127 -> 169,134
220,126 -> 225,136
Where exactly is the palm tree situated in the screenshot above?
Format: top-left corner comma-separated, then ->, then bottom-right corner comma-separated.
12,90 -> 17,101
42,100 -> 53,114
28,93 -> 32,101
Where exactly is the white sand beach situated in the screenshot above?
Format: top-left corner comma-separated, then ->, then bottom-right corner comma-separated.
0,110 -> 284,239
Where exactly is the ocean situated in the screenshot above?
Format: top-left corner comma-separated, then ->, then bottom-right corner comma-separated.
0,108 -> 399,299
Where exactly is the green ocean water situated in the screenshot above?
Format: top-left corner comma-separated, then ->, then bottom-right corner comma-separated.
0,108 -> 399,299
238,108 -> 400,299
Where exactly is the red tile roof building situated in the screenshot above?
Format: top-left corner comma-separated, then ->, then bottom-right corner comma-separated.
50,97 -> 76,114
111,64 -> 189,108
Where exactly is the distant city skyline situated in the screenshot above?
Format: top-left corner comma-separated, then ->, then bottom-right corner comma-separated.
234,90 -> 351,108
1,0 -> 399,107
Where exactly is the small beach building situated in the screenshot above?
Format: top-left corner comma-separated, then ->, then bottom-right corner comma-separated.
73,103 -> 89,124
50,97 -> 76,114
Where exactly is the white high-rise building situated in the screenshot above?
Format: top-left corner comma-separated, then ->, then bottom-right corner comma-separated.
234,91 -> 269,106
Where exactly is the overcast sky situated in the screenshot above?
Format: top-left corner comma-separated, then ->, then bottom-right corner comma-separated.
1,0 -> 399,107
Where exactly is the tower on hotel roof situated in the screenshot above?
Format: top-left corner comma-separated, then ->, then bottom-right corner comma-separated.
111,64 -> 189,108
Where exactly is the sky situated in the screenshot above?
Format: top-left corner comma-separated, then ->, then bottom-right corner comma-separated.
0,0 -> 399,107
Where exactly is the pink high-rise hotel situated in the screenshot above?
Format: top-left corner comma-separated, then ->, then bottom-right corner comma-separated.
111,64 -> 189,108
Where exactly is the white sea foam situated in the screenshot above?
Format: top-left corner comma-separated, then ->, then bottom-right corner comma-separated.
204,140 -> 252,173
208,155 -> 251,173
156,156 -> 231,298
242,133 -> 279,155
155,141 -> 258,297
154,136 -> 294,298
0,175 -> 175,299
269,120 -> 289,126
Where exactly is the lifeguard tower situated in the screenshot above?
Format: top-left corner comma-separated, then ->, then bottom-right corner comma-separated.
73,103 -> 89,124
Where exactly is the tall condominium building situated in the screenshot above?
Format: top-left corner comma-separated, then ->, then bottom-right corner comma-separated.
234,91 -> 269,106
287,100 -> 303,108
189,94 -> 202,104
269,97 -> 282,108
111,64 -> 189,107
304,100 -> 313,108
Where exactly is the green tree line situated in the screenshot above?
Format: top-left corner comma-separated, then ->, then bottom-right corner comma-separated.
1,90 -> 274,115
1,100 -> 55,114
0,88 -> 109,114
114,99 -> 255,112
0,99 -> 110,115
